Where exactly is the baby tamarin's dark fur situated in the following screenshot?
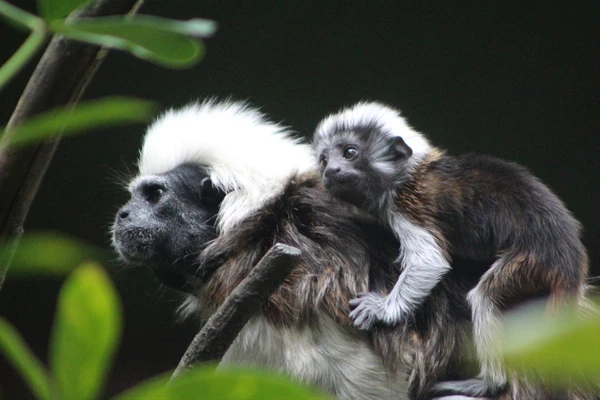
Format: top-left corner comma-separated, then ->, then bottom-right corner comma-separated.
312,101 -> 589,397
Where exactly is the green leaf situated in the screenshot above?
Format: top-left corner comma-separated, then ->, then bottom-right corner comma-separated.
0,0 -> 45,31
50,263 -> 122,400
0,231 -> 107,277
0,27 -> 48,92
52,16 -> 217,68
0,318 -> 54,400
114,365 -> 332,400
37,0 -> 91,23
0,97 -> 156,148
502,299 -> 600,389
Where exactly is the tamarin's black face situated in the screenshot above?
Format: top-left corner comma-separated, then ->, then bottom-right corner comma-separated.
112,163 -> 225,291
317,138 -> 378,210
315,132 -> 413,212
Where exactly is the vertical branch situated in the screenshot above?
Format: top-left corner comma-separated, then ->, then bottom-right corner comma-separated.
0,0 -> 143,290
170,244 -> 302,380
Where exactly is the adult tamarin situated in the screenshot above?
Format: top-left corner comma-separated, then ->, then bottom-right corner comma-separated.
113,100 -> 417,400
312,101 -> 589,397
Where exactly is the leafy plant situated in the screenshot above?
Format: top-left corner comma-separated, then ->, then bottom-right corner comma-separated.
0,0 -> 216,91
0,261 -> 120,400
116,366 -> 330,400
0,249 -> 331,400
0,97 -> 157,148
0,231 -> 106,276
501,298 -> 600,390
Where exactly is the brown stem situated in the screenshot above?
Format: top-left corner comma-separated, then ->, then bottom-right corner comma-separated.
0,0 -> 144,290
170,243 -> 302,381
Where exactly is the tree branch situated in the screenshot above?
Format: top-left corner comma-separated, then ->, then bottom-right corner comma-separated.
0,0 -> 143,290
170,243 -> 302,380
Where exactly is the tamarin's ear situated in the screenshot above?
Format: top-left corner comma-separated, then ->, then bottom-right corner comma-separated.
388,136 -> 413,160
200,177 -> 226,207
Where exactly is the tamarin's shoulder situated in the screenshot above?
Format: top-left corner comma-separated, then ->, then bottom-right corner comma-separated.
423,149 -> 536,187
398,149 -> 543,216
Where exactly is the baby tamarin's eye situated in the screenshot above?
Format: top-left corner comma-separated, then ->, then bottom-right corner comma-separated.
343,146 -> 358,160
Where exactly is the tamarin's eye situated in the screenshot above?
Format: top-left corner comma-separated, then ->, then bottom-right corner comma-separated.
319,154 -> 328,169
343,146 -> 358,160
143,184 -> 165,204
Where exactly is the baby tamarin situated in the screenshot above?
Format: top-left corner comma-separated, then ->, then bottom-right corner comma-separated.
312,101 -> 588,397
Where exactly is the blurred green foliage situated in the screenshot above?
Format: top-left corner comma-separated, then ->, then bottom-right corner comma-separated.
50,263 -> 122,400
53,17 -> 215,68
0,0 -> 216,91
37,0 -> 90,23
116,366 -> 331,400
0,252 -> 332,400
502,298 -> 600,389
0,97 -> 157,148
0,231 -> 107,276
0,318 -> 53,400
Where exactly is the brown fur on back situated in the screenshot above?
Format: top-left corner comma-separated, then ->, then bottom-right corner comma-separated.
195,172 -> 477,398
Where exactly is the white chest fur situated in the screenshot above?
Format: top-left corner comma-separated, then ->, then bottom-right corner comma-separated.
221,314 -> 408,400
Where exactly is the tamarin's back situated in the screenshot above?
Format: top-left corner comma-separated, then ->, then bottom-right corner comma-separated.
400,151 -> 586,272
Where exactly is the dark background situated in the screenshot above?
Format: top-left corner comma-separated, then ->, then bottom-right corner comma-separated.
1,1 -> 598,398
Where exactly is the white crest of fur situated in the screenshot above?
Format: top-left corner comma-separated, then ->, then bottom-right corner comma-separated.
314,101 -> 432,168
137,99 -> 316,232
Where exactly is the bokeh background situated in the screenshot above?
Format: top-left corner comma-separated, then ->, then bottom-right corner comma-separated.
1,1 -> 598,398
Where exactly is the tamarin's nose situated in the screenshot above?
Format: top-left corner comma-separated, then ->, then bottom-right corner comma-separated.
324,166 -> 341,178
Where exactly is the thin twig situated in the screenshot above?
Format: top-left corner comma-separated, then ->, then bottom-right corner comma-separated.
0,0 -> 144,291
170,243 -> 302,381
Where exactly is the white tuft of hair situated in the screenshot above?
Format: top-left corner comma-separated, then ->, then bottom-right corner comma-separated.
137,99 -> 316,232
314,101 -> 432,166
